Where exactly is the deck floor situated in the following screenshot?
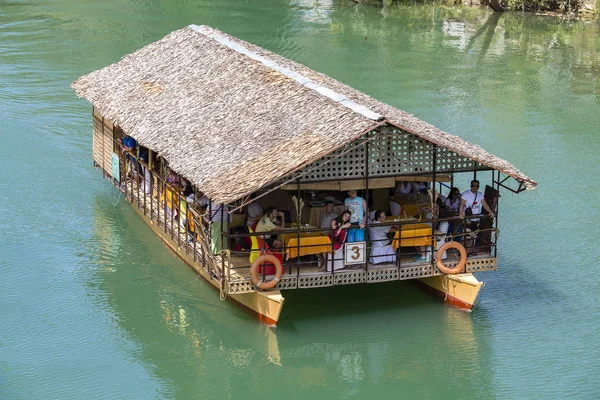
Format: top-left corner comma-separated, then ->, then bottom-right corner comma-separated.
224,250 -> 493,281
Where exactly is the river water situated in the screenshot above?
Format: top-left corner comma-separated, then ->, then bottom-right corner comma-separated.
1,1 -> 599,398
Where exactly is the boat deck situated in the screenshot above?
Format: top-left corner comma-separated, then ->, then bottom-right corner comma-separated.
124,179 -> 497,294
222,250 -> 496,293
225,250 -> 463,278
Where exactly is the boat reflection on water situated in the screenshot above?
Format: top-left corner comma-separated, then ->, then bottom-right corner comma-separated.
275,286 -> 488,385
158,291 -> 282,366
90,197 -> 495,396
90,196 -> 283,363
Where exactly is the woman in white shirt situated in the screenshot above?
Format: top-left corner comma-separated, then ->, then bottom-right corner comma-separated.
367,210 -> 396,264
444,187 -> 461,213
394,181 -> 413,195
414,181 -> 428,194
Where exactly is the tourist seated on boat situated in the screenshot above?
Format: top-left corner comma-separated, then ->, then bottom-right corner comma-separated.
246,194 -> 263,227
322,217 -> 348,272
369,209 -> 378,222
433,202 -> 450,260
344,190 -> 367,242
162,169 -> 181,215
180,189 -> 201,242
209,202 -> 230,255
181,177 -> 194,198
118,134 -> 137,177
427,201 -> 451,260
394,181 -> 413,195
255,207 -> 285,249
192,193 -> 210,211
319,201 -> 338,229
444,187 -> 461,236
415,181 -> 428,194
164,186 -> 178,218
367,210 -> 396,264
138,146 -> 148,163
166,168 -> 179,187
182,206 -> 197,243
150,152 -> 160,175
414,201 -> 450,262
444,187 -> 461,213
138,147 -> 152,194
388,195 -> 402,217
188,194 -> 209,232
120,134 -> 136,152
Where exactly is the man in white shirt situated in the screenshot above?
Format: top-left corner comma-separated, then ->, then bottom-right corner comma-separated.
459,180 -> 495,251
459,180 -> 495,221
320,202 -> 338,229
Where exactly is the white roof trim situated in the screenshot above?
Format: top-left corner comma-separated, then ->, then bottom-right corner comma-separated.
189,24 -> 383,121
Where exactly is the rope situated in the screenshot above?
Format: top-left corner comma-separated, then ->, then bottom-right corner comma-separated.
219,249 -> 231,301
441,274 -> 449,301
183,273 -> 202,284
107,179 -> 124,206
219,280 -> 228,301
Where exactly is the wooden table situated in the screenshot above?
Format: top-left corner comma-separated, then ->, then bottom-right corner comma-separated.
391,223 -> 434,249
390,195 -> 429,217
281,231 -> 333,259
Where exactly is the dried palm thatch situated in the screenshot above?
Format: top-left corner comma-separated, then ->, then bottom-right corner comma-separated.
72,25 -> 536,204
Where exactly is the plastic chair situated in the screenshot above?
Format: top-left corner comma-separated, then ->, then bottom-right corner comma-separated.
389,200 -> 402,216
326,250 -> 345,271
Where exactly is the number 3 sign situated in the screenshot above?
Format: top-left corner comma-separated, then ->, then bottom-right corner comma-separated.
344,241 -> 366,265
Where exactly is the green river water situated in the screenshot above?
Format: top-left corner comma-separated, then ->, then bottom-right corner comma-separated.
1,1 -> 599,398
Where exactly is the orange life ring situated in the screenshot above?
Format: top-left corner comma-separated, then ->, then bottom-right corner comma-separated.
251,255 -> 283,290
436,241 -> 467,275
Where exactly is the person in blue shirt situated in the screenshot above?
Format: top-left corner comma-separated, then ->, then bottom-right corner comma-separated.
119,135 -> 137,178
344,190 -> 368,242
122,135 -> 136,151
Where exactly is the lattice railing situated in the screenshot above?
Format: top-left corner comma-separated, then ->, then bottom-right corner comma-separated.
278,276 -> 298,290
466,258 -> 497,273
298,274 -> 333,288
229,279 -> 255,294
334,270 -> 366,285
228,257 -> 497,293
228,276 -> 298,294
367,268 -> 399,283
399,264 -> 434,280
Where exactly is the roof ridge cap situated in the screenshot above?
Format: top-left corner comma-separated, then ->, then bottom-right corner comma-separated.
188,24 -> 383,121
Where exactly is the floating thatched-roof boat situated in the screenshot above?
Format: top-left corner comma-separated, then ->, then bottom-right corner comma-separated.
72,25 -> 536,325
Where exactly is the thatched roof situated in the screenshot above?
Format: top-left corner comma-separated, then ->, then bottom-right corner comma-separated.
72,25 -> 536,204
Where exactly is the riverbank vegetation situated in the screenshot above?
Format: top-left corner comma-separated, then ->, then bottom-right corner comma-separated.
369,0 -> 598,18
332,3 -> 600,100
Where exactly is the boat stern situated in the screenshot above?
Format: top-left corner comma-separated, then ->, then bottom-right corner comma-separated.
418,273 -> 483,310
